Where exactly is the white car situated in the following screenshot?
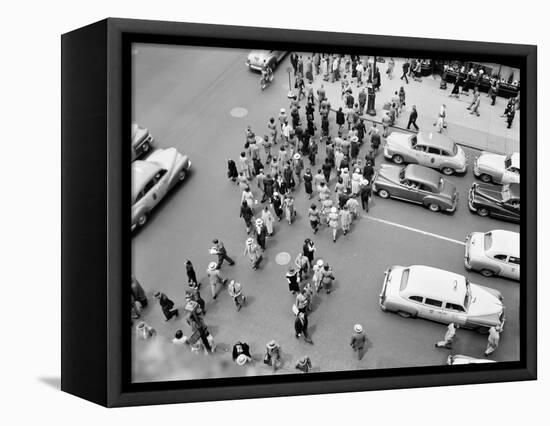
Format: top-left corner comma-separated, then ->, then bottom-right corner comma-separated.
379,265 -> 505,332
474,151 -> 519,184
447,354 -> 496,365
132,148 -> 191,230
383,131 -> 467,175
465,230 -> 520,280
246,50 -> 287,71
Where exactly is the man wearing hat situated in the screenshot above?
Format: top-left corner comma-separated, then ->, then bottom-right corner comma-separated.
206,262 -> 226,299
153,291 -> 179,321
228,280 -> 246,311
243,237 -> 263,270
286,267 -> 300,294
435,323 -> 458,349
350,324 -> 367,360
254,218 -> 267,250
211,239 -> 235,268
232,341 -> 252,363
359,179 -> 372,212
295,355 -> 313,373
265,340 -> 282,371
136,321 -> 156,340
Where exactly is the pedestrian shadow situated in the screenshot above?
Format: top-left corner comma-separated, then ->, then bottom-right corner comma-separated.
308,324 -> 318,337
213,342 -> 232,354
243,295 -> 255,308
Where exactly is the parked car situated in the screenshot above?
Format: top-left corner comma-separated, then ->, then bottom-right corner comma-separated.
132,148 -> 191,230
246,50 -> 287,71
447,354 -> 496,365
131,123 -> 154,161
474,151 -> 519,184
372,164 -> 458,213
468,182 -> 520,223
465,230 -> 519,280
379,265 -> 505,332
383,131 -> 467,175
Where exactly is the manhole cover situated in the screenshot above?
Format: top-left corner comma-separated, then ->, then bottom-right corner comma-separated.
275,252 -> 291,265
230,107 -> 248,118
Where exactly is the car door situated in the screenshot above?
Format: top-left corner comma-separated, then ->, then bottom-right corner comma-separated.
425,146 -> 442,169
412,144 -> 429,165
507,256 -> 520,280
400,179 -> 424,204
501,197 -> 520,220
496,255 -> 519,280
419,298 -> 444,322
149,169 -> 169,208
440,303 -> 466,325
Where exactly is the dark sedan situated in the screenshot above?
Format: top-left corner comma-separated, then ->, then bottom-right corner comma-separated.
372,164 -> 458,213
468,182 -> 520,223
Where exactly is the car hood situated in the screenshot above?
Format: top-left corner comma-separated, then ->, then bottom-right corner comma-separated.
440,180 -> 457,200
477,152 -> 505,172
375,164 -> 401,184
468,283 -> 503,323
385,132 -> 410,150
147,148 -> 179,172
472,183 -> 503,202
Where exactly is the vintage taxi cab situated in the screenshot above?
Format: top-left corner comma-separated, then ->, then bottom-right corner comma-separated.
379,265 -> 505,332
474,151 -> 519,184
383,131 -> 467,175
465,230 -> 519,280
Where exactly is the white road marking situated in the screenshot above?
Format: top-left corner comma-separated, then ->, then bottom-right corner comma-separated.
363,215 -> 465,246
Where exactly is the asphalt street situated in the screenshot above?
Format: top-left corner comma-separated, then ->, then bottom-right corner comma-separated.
131,45 -> 520,381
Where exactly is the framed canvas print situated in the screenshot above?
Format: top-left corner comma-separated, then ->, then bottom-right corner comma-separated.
61,18 -> 537,407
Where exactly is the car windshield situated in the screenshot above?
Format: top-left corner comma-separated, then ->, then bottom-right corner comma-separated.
410,135 -> 417,147
484,232 -> 493,250
504,156 -> 512,169
463,281 -> 471,309
399,268 -> 410,291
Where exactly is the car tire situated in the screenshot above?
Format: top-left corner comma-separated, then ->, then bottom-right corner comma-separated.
142,142 -> 150,154
480,174 -> 492,183
397,310 -> 413,318
380,305 -> 387,312
428,203 -> 440,212
480,269 -> 495,277
441,167 -> 455,176
476,326 -> 490,334
137,213 -> 148,228
477,207 -> 490,217
178,170 -> 187,181
392,155 -> 404,165
378,189 -> 390,199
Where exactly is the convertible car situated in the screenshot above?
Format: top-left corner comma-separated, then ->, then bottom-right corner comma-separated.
372,164 -> 458,213
383,131 -> 467,176
132,148 -> 191,231
468,182 -> 520,223
473,151 -> 519,184
246,50 -> 287,71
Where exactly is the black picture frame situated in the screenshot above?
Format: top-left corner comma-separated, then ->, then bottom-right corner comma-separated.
61,18 -> 537,407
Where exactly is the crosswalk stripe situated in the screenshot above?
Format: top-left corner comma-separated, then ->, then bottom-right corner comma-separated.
363,215 -> 466,246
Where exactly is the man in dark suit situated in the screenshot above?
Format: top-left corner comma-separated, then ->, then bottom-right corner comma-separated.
154,291 -> 179,321
294,312 -> 313,344
290,52 -> 298,75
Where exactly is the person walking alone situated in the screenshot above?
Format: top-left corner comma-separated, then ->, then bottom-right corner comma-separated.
239,200 -> 254,234
185,260 -> 198,287
435,323 -> 458,349
243,237 -> 263,270
206,262 -> 227,300
211,239 -> 235,268
407,105 -> 419,130
350,324 -> 367,360
261,205 -> 275,237
286,267 -> 301,294
401,60 -> 410,84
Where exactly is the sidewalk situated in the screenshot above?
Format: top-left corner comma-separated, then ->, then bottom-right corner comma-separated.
305,58 -> 519,154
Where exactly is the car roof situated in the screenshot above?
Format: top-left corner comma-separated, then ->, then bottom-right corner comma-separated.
510,152 -> 520,169
506,182 -> 520,199
401,265 -> 466,306
132,160 -> 161,200
404,164 -> 441,188
417,131 -> 455,151
487,230 -> 519,257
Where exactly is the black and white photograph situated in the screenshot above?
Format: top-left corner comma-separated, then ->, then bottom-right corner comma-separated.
130,44 -> 521,382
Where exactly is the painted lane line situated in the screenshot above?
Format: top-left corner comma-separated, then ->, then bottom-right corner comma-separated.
363,215 -> 466,246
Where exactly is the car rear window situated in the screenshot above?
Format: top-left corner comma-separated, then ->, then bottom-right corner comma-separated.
484,232 -> 493,250
399,269 -> 410,291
